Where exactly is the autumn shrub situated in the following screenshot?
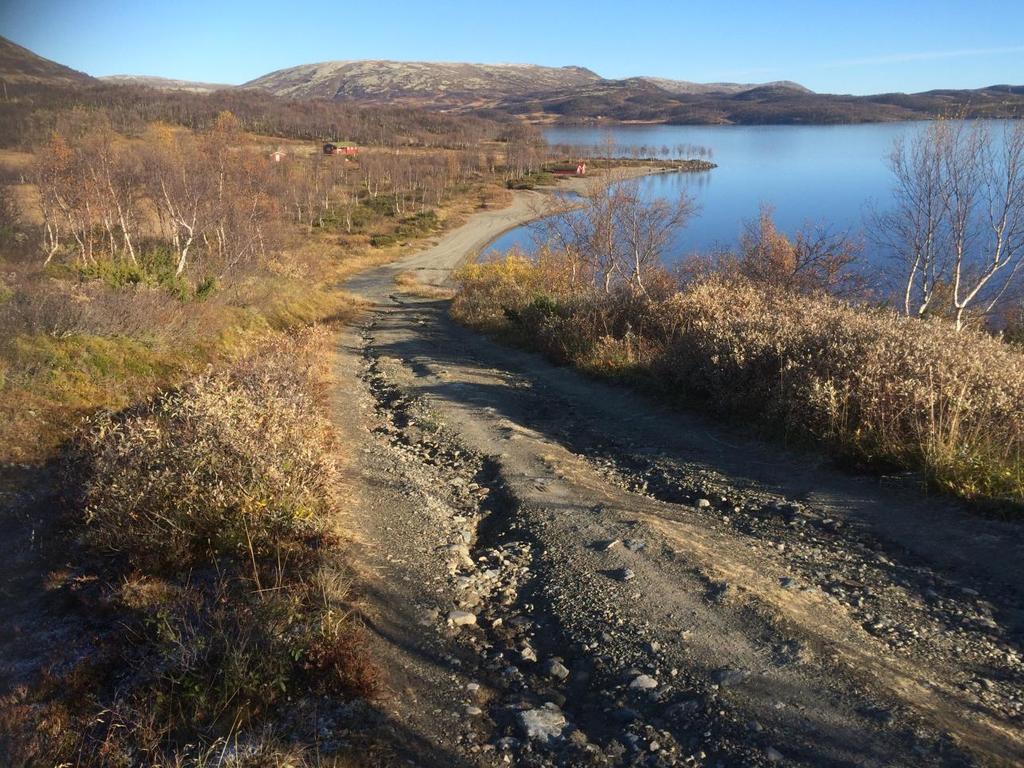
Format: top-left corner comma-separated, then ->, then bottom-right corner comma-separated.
453,256 -> 1024,509
0,329 -> 374,767
657,278 -> 1024,505
452,247 -> 578,337
68,329 -> 339,573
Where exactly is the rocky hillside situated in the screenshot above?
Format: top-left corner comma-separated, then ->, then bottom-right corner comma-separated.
242,60 -> 604,107
242,58 -> 1024,123
0,35 -> 94,86
636,76 -> 812,95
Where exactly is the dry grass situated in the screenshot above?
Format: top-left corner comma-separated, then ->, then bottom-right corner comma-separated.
453,257 -> 1024,510
1,330 -> 376,767
0,129 -> 513,763
69,329 -> 340,572
394,270 -> 456,299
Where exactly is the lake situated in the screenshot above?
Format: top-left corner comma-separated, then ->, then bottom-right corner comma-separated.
486,122 -> 934,264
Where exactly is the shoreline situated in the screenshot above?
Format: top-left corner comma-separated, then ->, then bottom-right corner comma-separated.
345,162 -> 705,299
476,162 -> 697,256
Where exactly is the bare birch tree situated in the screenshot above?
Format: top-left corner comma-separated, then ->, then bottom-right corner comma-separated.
876,118 -> 1024,330
540,171 -> 694,295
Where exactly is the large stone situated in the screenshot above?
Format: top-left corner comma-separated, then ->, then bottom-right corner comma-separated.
448,610 -> 477,626
517,703 -> 567,745
543,658 -> 571,680
766,746 -> 785,763
629,674 -> 659,690
712,667 -> 750,687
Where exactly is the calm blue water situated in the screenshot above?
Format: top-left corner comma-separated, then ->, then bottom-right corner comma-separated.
487,123 -> 933,263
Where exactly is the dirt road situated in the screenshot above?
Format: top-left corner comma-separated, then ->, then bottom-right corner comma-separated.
334,189 -> 1024,767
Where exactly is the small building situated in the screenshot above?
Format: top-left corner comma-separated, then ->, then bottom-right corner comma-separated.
323,143 -> 359,157
551,161 -> 587,176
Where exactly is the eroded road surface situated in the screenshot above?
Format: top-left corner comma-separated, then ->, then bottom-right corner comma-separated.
333,195 -> 1024,767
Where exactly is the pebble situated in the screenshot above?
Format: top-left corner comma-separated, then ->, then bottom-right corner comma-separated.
448,610 -> 477,626
629,674 -> 659,690
766,746 -> 785,763
697,498 -> 712,508
614,568 -> 636,582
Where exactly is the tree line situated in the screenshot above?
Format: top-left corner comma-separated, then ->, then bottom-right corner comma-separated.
27,109 -> 506,281
0,81 -> 511,151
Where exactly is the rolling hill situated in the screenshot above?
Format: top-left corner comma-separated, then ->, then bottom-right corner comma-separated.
242,60 -> 604,107
3,35 -> 1023,126
242,59 -> 1024,124
99,75 -> 231,93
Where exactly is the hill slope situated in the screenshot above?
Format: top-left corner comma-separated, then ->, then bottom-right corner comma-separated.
243,60 -> 603,107
99,74 -> 231,93
0,35 -> 94,86
637,76 -> 812,95
242,58 -> 1024,124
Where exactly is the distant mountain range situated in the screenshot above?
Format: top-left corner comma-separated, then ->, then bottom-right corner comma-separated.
3,36 -> 1023,125
99,74 -> 231,93
234,60 -> 1024,124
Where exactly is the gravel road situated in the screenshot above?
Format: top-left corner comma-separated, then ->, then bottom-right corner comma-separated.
333,190 -> 1024,767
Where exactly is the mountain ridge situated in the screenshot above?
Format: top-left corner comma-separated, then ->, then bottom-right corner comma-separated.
240,59 -> 816,106
3,36 -> 1023,126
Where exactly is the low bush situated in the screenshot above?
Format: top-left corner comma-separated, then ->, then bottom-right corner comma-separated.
369,209 -> 440,248
69,330 -> 339,573
453,257 -> 1024,510
0,330 -> 373,766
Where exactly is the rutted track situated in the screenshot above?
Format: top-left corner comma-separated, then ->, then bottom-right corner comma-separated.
333,194 -> 1024,767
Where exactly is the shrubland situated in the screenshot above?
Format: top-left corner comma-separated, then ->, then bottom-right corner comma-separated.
2,331 -> 375,766
453,180 -> 1024,510
0,106 -> 506,462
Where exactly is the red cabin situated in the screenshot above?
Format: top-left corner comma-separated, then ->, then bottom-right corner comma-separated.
323,143 -> 359,157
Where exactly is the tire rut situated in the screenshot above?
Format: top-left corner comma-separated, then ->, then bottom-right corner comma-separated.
340,205 -> 1024,767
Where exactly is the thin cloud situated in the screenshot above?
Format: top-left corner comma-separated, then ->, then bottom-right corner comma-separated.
826,45 -> 1024,68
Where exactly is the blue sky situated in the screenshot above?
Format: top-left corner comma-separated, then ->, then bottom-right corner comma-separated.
2,0 -> 1022,94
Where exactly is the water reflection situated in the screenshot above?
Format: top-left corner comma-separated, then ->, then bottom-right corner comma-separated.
487,123 -> 955,264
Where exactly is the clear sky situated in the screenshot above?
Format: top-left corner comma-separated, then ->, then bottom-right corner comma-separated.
2,0 -> 1022,94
